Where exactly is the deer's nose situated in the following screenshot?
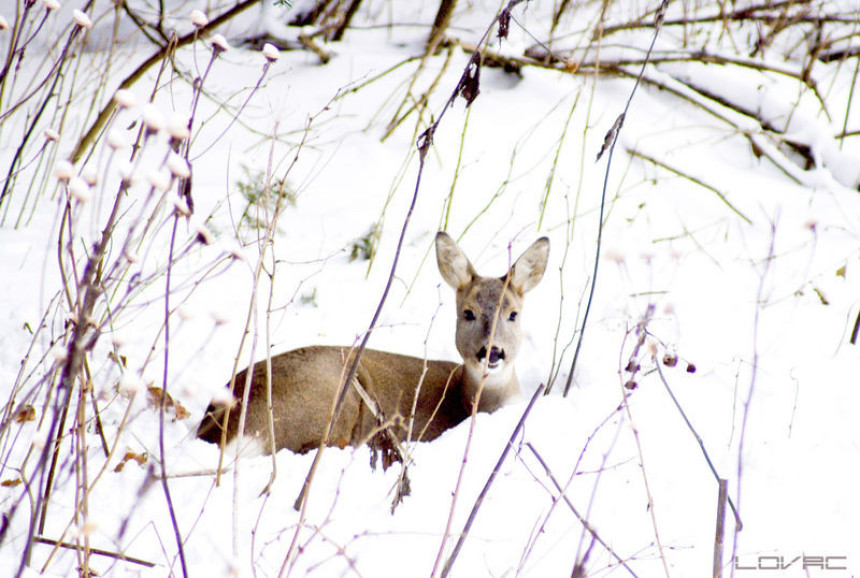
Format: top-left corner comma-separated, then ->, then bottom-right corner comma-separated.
477,346 -> 505,366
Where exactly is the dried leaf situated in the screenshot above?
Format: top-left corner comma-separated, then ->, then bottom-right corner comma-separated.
108,350 -> 128,368
173,404 -> 191,420
14,405 -> 36,423
836,264 -> 846,278
654,0 -> 669,28
147,386 -> 191,421
180,172 -> 194,216
1,478 -> 22,488
498,8 -> 511,40
458,52 -> 482,107
596,113 -> 624,161
114,450 -> 148,473
417,125 -> 435,162
147,386 -> 165,407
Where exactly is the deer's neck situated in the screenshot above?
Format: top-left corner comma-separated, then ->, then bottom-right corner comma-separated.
461,365 -> 520,413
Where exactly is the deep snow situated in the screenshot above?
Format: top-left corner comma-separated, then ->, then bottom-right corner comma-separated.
1,1 -> 859,577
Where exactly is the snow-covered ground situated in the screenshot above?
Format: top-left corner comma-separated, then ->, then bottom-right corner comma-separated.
1,1 -> 859,576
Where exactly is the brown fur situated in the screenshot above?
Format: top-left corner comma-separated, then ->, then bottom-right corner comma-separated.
197,232 -> 549,454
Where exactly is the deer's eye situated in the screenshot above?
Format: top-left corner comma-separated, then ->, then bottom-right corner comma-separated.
463,309 -> 476,321
508,311 -> 518,322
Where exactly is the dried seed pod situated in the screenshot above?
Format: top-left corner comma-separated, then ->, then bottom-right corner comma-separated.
663,353 -> 678,368
624,380 -> 638,391
685,363 -> 697,374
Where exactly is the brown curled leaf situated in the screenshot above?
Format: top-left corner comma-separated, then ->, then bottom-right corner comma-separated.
458,52 -> 482,107
498,8 -> 511,39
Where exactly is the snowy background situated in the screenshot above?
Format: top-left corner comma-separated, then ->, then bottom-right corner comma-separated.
1,0 -> 859,576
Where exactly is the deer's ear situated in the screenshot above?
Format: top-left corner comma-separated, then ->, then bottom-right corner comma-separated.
508,237 -> 549,294
436,232 -> 477,289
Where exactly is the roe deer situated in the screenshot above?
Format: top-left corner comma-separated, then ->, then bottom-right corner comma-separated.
197,232 -> 549,454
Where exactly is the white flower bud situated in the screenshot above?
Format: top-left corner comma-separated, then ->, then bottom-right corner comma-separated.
114,89 -> 137,109
0,16 -> 10,31
177,305 -> 196,321
226,244 -> 246,262
53,160 -> 75,181
118,161 -> 134,183
194,224 -> 213,245
210,309 -> 232,326
146,169 -> 171,192
142,104 -> 165,132
210,34 -> 229,53
32,430 -> 48,451
72,9 -> 92,29
43,128 -> 60,142
173,196 -> 191,217
42,0 -> 60,11
118,372 -> 144,395
262,43 -> 280,62
74,518 -> 99,538
81,166 -> 98,186
107,129 -> 130,150
190,9 -> 208,28
68,177 -> 92,203
166,153 -> 190,178
166,112 -> 190,141
50,344 -> 68,361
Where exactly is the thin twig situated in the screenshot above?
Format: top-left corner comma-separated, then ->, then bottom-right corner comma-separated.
525,442 -> 640,578
282,91 -> 439,578
33,536 -> 155,568
439,384 -> 545,578
616,305 -> 671,577
69,0 -> 261,163
561,0 -> 670,396
158,214 -> 189,578
731,221 -> 777,565
714,479 -> 729,578
628,149 -> 752,225
430,275 -> 508,578
654,362 -> 742,529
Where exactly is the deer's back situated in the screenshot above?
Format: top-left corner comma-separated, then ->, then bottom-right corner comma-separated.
197,346 -> 469,453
